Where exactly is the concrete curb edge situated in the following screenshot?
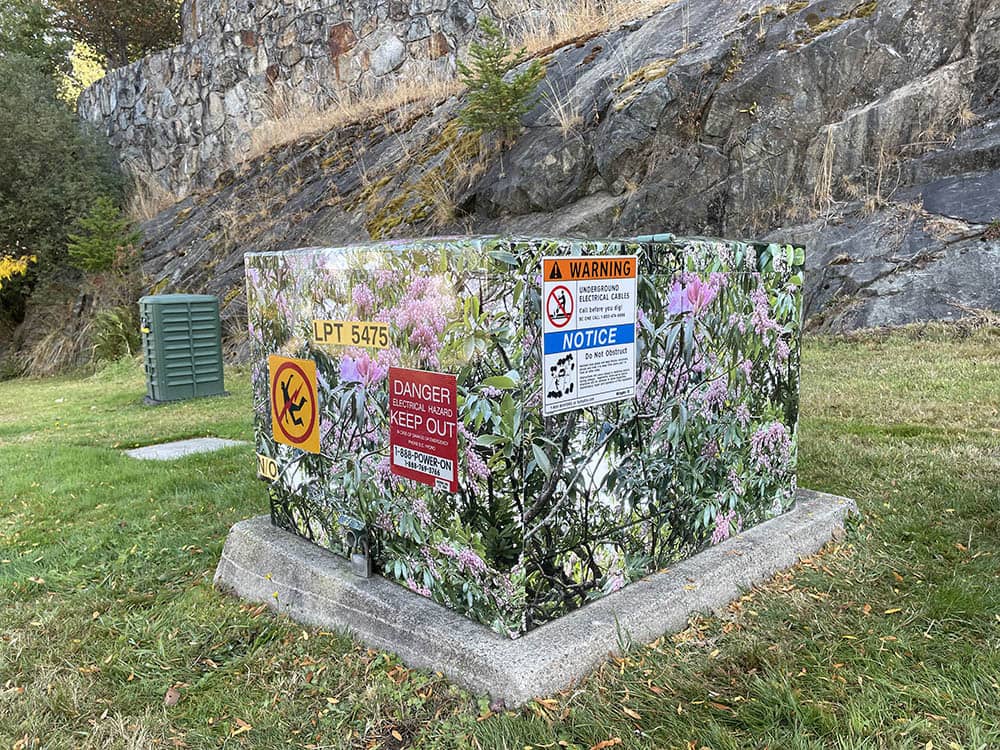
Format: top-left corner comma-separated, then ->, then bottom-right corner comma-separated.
213,488 -> 858,705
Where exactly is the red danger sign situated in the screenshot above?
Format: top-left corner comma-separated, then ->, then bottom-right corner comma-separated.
546,285 -> 574,328
388,367 -> 458,492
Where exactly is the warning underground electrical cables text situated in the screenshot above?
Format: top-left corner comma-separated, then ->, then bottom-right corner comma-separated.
541,255 -> 637,416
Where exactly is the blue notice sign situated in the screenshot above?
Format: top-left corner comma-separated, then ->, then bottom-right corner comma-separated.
543,324 -> 636,355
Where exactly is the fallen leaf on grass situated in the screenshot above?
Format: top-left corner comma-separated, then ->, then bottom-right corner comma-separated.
163,687 -> 180,707
884,608 -> 902,615
955,542 -> 968,552
589,739 -> 622,750
621,706 -> 641,720
391,730 -> 403,741
231,718 -> 252,737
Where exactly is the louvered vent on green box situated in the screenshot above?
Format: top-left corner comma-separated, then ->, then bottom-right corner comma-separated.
139,294 -> 226,403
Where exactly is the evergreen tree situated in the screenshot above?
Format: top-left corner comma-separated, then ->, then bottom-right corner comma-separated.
458,18 -> 545,142
67,196 -> 140,273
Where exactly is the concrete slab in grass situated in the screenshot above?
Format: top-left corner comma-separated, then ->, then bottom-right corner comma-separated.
213,488 -> 858,706
125,437 -> 247,460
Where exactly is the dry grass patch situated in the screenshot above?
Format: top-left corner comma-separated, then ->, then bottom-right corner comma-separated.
244,75 -> 461,164
499,0 -> 680,56
126,169 -> 179,224
543,80 -> 584,135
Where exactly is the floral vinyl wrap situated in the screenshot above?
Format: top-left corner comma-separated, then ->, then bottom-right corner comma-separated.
245,235 -> 804,637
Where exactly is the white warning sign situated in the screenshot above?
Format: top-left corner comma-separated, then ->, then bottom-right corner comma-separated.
541,255 -> 638,416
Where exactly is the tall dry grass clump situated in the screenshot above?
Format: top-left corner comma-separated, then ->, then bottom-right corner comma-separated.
126,169 -> 179,223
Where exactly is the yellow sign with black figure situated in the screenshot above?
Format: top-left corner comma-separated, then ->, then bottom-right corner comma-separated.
312,320 -> 389,349
256,453 -> 278,480
268,355 -> 321,454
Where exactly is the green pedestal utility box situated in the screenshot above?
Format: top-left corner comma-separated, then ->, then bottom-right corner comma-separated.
139,294 -> 226,404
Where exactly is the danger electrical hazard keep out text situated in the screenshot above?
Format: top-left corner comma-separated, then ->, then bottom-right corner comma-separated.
541,255 -> 637,416
388,367 -> 458,492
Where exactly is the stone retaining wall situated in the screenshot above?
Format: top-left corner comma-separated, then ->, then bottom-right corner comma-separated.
78,0 -> 495,196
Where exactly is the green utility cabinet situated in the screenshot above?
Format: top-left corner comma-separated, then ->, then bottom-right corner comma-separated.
139,294 -> 226,404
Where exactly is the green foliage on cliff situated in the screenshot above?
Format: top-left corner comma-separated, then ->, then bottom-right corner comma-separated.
0,0 -> 71,77
0,51 -> 122,323
67,196 -> 141,273
458,18 -> 544,141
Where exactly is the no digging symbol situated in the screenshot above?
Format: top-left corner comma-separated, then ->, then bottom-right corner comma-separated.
546,285 -> 574,328
268,355 -> 320,453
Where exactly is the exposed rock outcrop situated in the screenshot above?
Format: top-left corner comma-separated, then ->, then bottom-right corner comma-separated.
134,0 -> 1000,356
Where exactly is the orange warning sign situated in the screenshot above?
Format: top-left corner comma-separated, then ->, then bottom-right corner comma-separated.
543,256 -> 636,282
269,355 -> 320,453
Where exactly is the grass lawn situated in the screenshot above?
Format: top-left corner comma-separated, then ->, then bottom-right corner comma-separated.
1,329 -> 998,749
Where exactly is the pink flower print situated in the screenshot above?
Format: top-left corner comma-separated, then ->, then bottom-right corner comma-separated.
750,421 -> 792,474
776,338 -> 791,364
375,268 -> 398,287
728,467 -> 743,495
340,356 -> 360,384
436,542 -> 458,558
668,276 -> 719,315
339,352 -> 388,385
750,286 -> 781,337
457,548 -> 488,576
405,577 -> 431,597
667,281 -> 694,315
711,509 -> 737,545
466,449 -> 490,479
411,497 -> 432,526
351,282 -> 376,315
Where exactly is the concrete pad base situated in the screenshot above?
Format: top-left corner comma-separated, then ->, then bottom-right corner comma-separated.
125,437 -> 247,460
213,488 -> 857,706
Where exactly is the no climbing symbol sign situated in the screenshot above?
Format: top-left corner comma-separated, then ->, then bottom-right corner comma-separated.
546,285 -> 574,328
269,354 -> 320,453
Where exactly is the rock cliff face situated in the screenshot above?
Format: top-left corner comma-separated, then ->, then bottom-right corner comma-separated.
77,0 -> 494,195
136,0 -> 1000,356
